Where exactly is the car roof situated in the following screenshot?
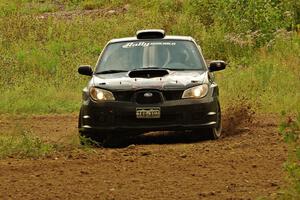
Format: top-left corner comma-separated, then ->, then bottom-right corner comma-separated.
109,35 -> 194,44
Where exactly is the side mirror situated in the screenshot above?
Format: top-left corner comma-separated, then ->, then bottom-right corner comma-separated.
209,60 -> 227,72
78,65 -> 93,76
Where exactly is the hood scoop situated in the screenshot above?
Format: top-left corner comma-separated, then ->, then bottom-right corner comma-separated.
128,69 -> 169,78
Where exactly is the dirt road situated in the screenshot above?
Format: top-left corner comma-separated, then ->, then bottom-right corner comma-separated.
0,111 -> 287,200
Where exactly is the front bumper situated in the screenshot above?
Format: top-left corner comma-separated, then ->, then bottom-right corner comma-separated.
80,97 -> 219,134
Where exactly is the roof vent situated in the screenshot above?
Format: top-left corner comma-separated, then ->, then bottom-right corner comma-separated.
136,29 -> 165,39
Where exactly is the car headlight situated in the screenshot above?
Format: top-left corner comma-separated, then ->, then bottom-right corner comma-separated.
89,87 -> 115,101
182,84 -> 209,99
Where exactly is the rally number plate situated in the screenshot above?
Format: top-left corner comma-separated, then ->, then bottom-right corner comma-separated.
136,107 -> 161,119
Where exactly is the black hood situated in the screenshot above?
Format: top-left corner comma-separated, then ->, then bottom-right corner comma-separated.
91,70 -> 208,91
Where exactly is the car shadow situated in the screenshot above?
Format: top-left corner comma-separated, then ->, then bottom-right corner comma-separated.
127,130 -> 209,145
100,125 -> 250,148
98,130 -> 212,148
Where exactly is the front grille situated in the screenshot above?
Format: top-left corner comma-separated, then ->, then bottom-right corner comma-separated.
135,91 -> 162,104
162,90 -> 183,100
113,90 -> 183,102
113,91 -> 134,102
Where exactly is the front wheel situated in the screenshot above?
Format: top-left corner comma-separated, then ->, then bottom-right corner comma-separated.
207,102 -> 222,140
78,108 -> 105,146
79,131 -> 106,146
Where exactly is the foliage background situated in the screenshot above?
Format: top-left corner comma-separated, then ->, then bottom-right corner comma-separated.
0,0 -> 299,114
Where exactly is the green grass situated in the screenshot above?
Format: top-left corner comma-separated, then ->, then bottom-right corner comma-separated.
0,0 -> 299,114
0,128 -> 54,158
0,120 -> 95,158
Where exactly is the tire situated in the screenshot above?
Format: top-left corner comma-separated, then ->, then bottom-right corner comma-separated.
78,108 -> 129,148
206,101 -> 222,140
102,133 -> 130,148
79,130 -> 106,147
78,108 -> 105,146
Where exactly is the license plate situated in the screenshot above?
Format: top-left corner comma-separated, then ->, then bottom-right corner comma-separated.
136,107 -> 161,119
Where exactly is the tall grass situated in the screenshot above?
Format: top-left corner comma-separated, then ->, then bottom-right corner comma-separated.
0,0 -> 299,114
218,34 -> 300,113
279,111 -> 300,199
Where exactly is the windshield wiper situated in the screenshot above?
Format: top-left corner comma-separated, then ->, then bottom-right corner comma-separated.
95,70 -> 128,74
162,68 -> 188,71
163,67 -> 202,71
131,67 -> 161,70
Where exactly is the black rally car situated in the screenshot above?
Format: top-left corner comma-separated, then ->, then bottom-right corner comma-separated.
78,29 -> 226,143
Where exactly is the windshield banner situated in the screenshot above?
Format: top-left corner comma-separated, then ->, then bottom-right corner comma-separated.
122,42 -> 176,48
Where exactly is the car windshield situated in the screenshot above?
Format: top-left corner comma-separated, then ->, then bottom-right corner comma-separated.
95,40 -> 205,73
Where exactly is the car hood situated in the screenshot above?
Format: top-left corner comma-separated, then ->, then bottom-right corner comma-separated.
91,70 -> 208,91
